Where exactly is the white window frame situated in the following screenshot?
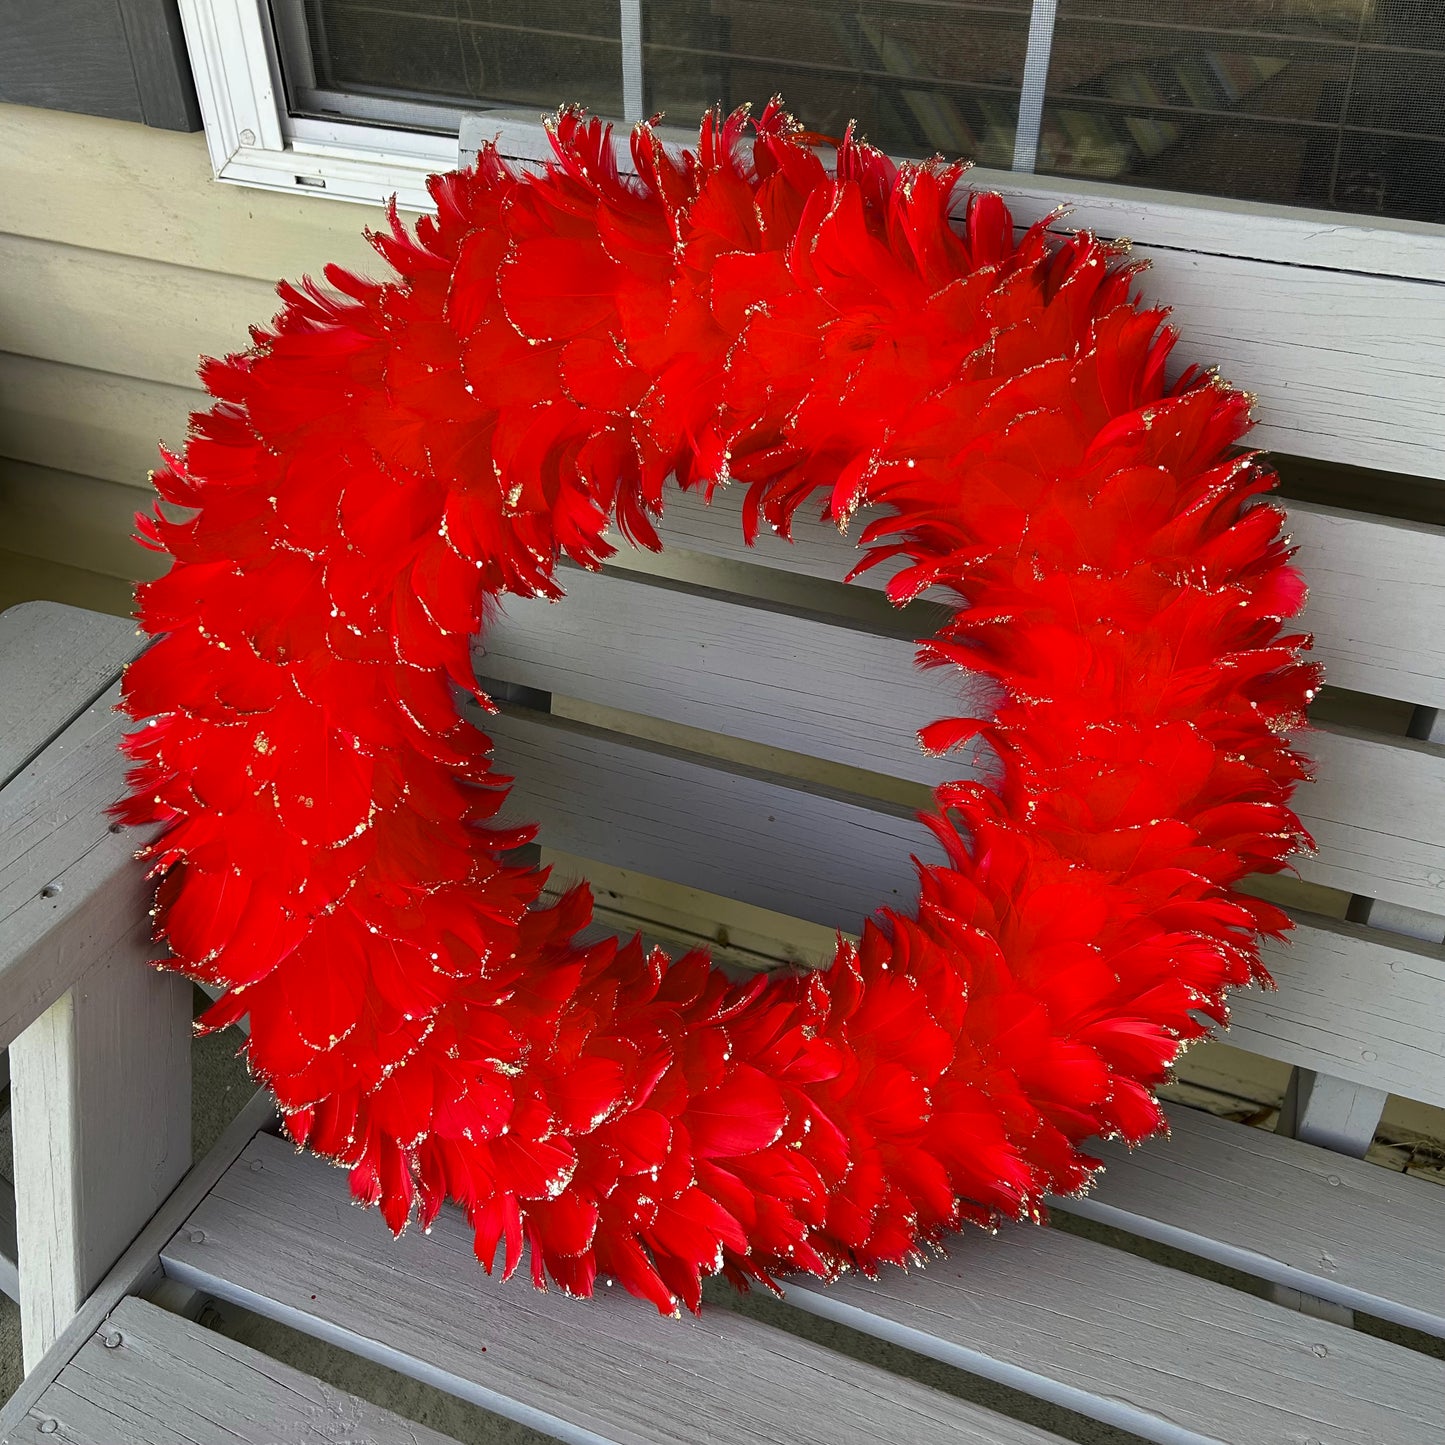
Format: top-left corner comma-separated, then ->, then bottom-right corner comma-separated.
180,0 -> 1444,283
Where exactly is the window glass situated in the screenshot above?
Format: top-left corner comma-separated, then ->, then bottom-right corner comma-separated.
1040,1 -> 1444,221
273,0 -> 1445,224
285,1 -> 623,124
642,2 -> 1032,169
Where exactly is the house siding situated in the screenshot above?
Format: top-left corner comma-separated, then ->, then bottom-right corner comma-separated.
0,100 -> 389,597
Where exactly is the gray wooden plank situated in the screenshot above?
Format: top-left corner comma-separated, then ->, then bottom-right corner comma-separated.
11,942 -> 192,1368
486,707 -> 945,936
484,710 -> 1445,1052
785,1218 -> 1442,1445
1294,725 -> 1445,915
1051,1104 -> 1445,1338
0,1173 -> 17,1303
479,569 -> 994,789
0,1091 -> 280,1441
645,489 -> 1445,713
160,1131 -> 1065,1445
1244,913 -> 1445,1107
0,680 -> 154,1050
5,1295 -> 457,1445
1287,503 -> 1445,711
0,601 -> 139,787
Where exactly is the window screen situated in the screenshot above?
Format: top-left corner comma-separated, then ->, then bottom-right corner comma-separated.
273,1 -> 1445,224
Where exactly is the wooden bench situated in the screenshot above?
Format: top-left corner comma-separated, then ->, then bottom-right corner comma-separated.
0,463 -> 1442,1442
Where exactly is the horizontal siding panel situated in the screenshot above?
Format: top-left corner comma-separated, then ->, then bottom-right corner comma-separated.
2,104 -> 1443,479
0,232 -> 277,390
0,353 -> 193,487
0,101 -> 389,283
0,462 -> 163,582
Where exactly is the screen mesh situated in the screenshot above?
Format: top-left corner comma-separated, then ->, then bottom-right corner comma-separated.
278,0 -> 1445,224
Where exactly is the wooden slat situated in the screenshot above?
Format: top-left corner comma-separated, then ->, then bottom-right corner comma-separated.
649,487 -> 1445,710
0,1089 -> 280,1438
4,1296 -> 458,1445
480,568 -> 992,788
487,708 -> 944,935
1245,914 -> 1445,1107
0,680 -> 153,1051
0,353 -> 193,489
1294,726 -> 1445,915
1051,1104 -> 1445,1339
161,1131 -> 1063,1445
961,164 -> 1445,284
0,601 -> 138,786
1130,248 -> 1445,477
1288,502 -> 1445,710
785,1220 -> 1440,1445
485,695 -> 1443,939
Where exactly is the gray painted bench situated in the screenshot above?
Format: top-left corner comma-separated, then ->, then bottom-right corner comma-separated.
0,472 -> 1442,1445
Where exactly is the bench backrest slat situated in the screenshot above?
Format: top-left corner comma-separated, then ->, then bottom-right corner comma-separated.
482,488 -> 1445,1109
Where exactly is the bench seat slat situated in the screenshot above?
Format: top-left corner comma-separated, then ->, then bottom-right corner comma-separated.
787,1220 -> 1441,1445
4,1296 -> 456,1445
160,1132 -> 1065,1445
642,489 -> 1445,710
1052,1105 -> 1445,1338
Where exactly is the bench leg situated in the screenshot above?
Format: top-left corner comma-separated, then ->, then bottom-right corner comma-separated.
10,933 -> 191,1370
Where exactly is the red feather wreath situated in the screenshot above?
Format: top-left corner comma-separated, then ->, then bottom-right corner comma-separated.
119,102 -> 1317,1315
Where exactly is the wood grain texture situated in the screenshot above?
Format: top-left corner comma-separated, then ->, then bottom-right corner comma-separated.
4,1296 -> 457,1445
1287,502 -> 1445,710
785,1219 -> 1441,1445
0,609 -> 189,1366
0,1090 -> 280,1439
479,568 -> 994,789
958,163 -> 1445,283
1245,915 -> 1445,1105
479,705 -> 1439,1023
1129,248 -> 1445,478
648,487 -> 1445,710
1052,1104 -> 1445,1338
11,948 -> 192,1369
0,601 -> 139,786
486,707 -> 945,935
0,1 -> 141,125
161,1131 -> 1062,1445
1293,725 -> 1445,915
